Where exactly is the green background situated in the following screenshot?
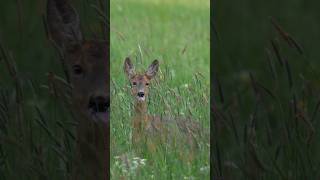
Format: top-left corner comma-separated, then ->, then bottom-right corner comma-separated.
214,0 -> 320,179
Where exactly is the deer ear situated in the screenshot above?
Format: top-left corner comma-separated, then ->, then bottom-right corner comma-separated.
47,0 -> 83,50
146,60 -> 159,79
124,57 -> 135,79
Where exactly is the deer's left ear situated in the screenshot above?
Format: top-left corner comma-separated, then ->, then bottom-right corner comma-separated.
145,60 -> 159,79
47,0 -> 83,50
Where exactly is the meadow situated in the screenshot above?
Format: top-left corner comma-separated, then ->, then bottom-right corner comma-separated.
214,0 -> 320,179
110,0 -> 210,179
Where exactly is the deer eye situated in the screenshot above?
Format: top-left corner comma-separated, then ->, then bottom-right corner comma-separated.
72,65 -> 84,76
146,83 -> 149,86
132,82 -> 137,86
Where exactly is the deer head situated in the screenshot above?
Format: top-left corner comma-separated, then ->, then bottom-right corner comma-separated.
124,57 -> 159,103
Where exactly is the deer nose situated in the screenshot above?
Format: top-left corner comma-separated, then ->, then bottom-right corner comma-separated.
88,96 -> 109,113
137,92 -> 145,97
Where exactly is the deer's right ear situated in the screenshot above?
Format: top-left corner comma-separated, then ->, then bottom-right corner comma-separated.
47,0 -> 83,50
124,57 -> 135,79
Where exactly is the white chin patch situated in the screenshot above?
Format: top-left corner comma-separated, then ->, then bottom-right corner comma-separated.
90,111 -> 109,123
137,96 -> 145,101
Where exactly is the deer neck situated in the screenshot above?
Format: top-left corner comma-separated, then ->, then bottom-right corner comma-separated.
72,104 -> 109,180
134,101 -> 147,116
133,101 -> 149,128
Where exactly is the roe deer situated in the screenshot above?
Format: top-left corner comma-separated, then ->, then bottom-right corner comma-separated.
124,57 -> 200,159
47,0 -> 109,179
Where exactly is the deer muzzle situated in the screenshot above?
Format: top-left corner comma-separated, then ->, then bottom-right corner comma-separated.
88,95 -> 109,123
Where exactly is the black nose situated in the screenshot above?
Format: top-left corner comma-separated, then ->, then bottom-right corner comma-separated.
137,92 -> 144,97
88,96 -> 109,113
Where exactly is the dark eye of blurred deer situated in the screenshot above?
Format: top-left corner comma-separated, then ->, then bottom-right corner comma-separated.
91,51 -> 103,59
132,82 -> 137,86
146,83 -> 149,86
72,65 -> 84,76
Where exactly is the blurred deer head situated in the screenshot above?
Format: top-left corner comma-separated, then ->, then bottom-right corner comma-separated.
47,0 -> 109,123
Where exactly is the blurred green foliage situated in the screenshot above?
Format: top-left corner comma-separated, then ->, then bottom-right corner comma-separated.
214,0 -> 320,179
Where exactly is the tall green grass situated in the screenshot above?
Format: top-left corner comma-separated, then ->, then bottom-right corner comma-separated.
110,0 -> 210,179
214,0 -> 320,179
0,0 -> 106,179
